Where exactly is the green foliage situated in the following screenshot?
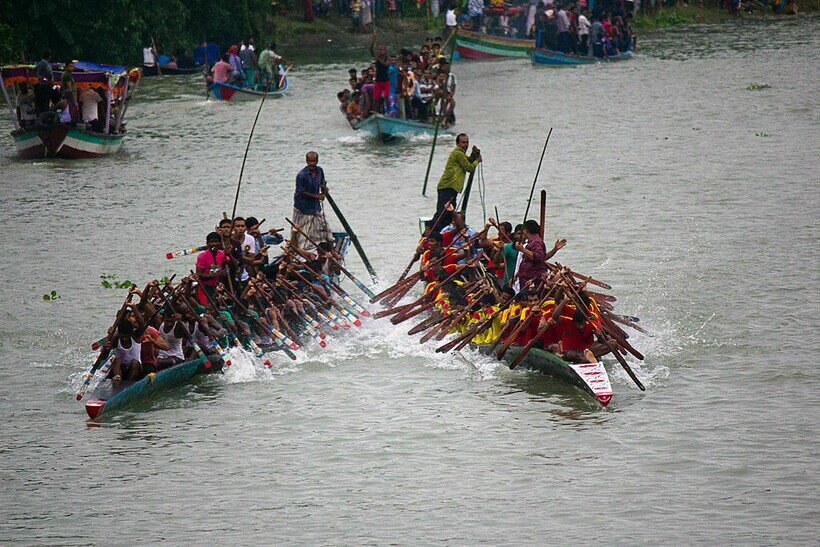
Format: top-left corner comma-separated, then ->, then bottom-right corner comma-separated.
747,83 -> 772,91
100,273 -> 134,289
0,0 -> 275,65
42,290 -> 60,301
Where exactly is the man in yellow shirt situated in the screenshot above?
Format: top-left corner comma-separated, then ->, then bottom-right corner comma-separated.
435,133 -> 482,227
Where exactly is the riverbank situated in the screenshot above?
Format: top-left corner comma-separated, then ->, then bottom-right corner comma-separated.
633,2 -> 817,30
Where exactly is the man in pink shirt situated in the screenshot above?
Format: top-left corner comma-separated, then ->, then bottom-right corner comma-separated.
196,232 -> 227,305
515,220 -> 566,287
211,54 -> 233,83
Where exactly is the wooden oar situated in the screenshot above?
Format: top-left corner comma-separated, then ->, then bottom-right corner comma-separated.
397,206 -> 451,282
421,26 -> 458,196
497,284 -> 559,361
509,296 -> 569,370
150,36 -> 162,76
539,189 -> 546,239
321,189 -> 379,284
523,127 -> 552,222
161,292 -> 213,370
76,293 -> 133,400
408,310 -> 444,335
166,245 -> 206,259
558,272 -> 645,391
286,218 -> 376,299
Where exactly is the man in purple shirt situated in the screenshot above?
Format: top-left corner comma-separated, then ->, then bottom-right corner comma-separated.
515,220 -> 566,287
292,151 -> 333,251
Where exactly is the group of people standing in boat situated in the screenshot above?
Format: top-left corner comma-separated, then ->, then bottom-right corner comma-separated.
338,36 -> 457,126
14,53 -> 119,133
534,3 -> 635,57
207,39 -> 287,90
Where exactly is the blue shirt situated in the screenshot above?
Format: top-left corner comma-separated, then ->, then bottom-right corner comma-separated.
294,165 -> 325,215
388,65 -> 399,95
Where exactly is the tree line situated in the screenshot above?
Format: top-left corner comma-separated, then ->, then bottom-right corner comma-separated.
0,0 -> 274,65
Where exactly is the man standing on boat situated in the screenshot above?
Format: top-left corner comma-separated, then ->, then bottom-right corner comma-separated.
435,133 -> 481,227
293,151 -> 334,252
370,40 -> 391,115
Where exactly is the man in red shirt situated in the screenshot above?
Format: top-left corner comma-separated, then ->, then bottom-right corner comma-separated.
549,310 -> 597,363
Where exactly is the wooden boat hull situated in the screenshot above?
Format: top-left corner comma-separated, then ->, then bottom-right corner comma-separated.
12,126 -> 124,159
207,76 -> 289,101
532,48 -> 633,66
476,344 -> 613,406
353,114 -> 451,142
455,29 -> 532,60
142,64 -> 204,76
85,356 -> 223,420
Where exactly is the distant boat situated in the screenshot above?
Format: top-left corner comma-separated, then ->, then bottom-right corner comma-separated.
532,48 -> 634,66
352,114 -> 453,143
455,28 -> 533,60
207,67 -> 289,101
0,62 -> 140,159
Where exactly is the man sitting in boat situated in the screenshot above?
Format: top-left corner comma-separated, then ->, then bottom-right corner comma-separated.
546,309 -> 600,364
514,220 -> 566,288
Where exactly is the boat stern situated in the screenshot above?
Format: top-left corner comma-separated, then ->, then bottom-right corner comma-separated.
85,400 -> 107,419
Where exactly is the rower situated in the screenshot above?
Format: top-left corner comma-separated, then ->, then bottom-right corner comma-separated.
195,232 -> 228,305
156,310 -> 186,369
109,302 -> 146,382
434,133 -> 482,228
514,220 -> 566,288
548,309 -> 598,364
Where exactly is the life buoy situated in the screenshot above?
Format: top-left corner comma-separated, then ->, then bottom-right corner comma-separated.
36,111 -> 60,129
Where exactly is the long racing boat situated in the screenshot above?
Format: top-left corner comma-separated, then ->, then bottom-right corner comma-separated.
477,344 -> 613,406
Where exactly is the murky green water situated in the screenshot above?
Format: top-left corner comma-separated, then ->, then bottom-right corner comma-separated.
0,15 -> 817,544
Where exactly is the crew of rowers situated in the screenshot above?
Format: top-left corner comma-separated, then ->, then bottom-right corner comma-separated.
337,36 -> 457,127
407,202 -> 611,365
102,215 -> 366,383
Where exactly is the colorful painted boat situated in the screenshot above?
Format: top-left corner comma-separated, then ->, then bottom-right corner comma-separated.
11,125 -> 125,159
532,48 -> 634,66
477,344 -> 613,406
207,73 -> 289,101
353,114 -> 452,142
85,356 -> 224,419
455,29 -> 533,60
1,63 -> 140,159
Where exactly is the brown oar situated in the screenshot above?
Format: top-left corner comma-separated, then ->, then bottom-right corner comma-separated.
496,284 -> 560,361
558,272 -> 645,391
509,297 -> 569,370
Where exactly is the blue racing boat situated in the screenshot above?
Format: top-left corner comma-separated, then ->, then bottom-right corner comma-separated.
531,48 -> 633,66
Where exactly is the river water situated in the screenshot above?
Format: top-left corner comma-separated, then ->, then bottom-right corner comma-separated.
0,16 -> 817,544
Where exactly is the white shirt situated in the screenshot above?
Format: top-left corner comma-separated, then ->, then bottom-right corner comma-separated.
16,92 -> 36,121
80,88 -> 102,122
445,9 -> 457,27
143,47 -> 155,66
239,233 -> 257,282
446,72 -> 457,94
578,14 -> 590,35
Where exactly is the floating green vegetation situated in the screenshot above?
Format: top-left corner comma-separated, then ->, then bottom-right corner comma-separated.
101,273 -> 134,290
42,290 -> 60,301
755,132 -> 773,137
747,83 -> 772,91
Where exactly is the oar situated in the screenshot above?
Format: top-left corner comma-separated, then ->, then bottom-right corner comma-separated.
166,245 -> 206,259
421,26 -> 458,196
558,272 -> 645,391
497,284 -> 559,361
286,245 -> 370,316
322,188 -> 379,284
161,292 -> 213,370
523,127 -> 553,222
220,286 -> 299,358
150,35 -> 162,77
459,147 -> 480,219
76,293 -> 133,400
397,205 -> 450,281
509,296 -> 569,370
286,218 -> 376,299
539,189 -> 546,239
